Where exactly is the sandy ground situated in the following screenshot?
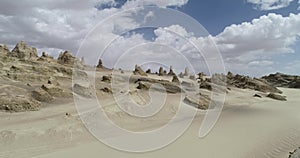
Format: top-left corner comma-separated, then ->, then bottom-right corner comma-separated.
1,86 -> 299,158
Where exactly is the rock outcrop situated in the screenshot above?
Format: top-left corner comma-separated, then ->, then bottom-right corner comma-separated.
0,95 -> 40,112
184,67 -> 189,76
183,95 -> 210,110
262,72 -> 300,88
102,75 -> 111,83
10,41 -> 38,60
168,66 -> 175,76
172,75 -> 180,84
73,84 -> 93,97
96,59 -> 103,68
158,67 -> 166,76
137,79 -> 182,94
133,65 -> 147,76
223,73 -> 282,93
267,93 -> 287,101
32,88 -> 54,102
57,51 -> 75,65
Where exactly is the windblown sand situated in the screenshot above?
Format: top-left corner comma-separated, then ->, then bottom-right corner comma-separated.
1,86 -> 299,158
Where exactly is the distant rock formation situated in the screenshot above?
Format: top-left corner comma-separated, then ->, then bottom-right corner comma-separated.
178,72 -> 184,78
57,51 -> 75,65
224,73 -> 282,93
262,72 -> 300,88
172,75 -> 180,84
158,67 -> 166,76
184,67 -> 189,76
37,52 -> 54,62
96,59 -> 103,68
136,78 -> 182,94
146,69 -> 151,74
197,72 -> 205,81
133,65 -> 147,76
168,66 -> 175,76
11,41 -> 38,60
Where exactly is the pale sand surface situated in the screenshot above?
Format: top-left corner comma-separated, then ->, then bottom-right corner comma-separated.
1,87 -> 299,158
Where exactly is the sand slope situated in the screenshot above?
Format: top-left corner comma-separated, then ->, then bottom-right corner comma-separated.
0,88 -> 298,158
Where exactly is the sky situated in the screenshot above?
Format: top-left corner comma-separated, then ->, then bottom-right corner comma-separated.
0,0 -> 299,76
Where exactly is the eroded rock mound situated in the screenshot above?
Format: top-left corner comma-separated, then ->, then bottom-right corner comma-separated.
57,51 -> 75,65
183,95 -> 210,110
262,72 -> 300,88
137,80 -> 182,94
133,65 -> 147,76
172,75 -> 180,84
32,88 -> 54,102
73,84 -> 93,97
0,95 -> 40,112
158,67 -> 166,76
223,73 -> 282,93
11,41 -> 38,60
168,66 -> 175,76
267,93 -> 287,101
0,44 -> 10,55
41,84 -> 71,97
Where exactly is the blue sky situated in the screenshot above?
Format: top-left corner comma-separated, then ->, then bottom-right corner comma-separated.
176,0 -> 300,35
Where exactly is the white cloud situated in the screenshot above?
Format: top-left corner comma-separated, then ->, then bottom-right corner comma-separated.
0,0 -> 189,57
247,0 -> 294,10
215,13 -> 300,59
149,12 -> 300,76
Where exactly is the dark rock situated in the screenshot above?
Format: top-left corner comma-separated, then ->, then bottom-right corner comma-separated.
102,75 -> 111,83
146,69 -> 151,74
267,93 -> 287,101
96,59 -> 103,68
253,94 -> 262,98
101,87 -> 112,93
158,67 -> 165,76
168,66 -> 175,76
172,75 -> 180,84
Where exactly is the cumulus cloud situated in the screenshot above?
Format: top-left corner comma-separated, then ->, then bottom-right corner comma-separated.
0,0 -> 189,57
151,12 -> 300,76
247,0 -> 294,10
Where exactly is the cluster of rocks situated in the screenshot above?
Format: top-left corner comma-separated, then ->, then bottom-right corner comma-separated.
136,77 -> 182,94
262,72 -> 300,88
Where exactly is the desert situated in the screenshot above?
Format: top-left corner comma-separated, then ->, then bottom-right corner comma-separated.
0,41 -> 300,158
